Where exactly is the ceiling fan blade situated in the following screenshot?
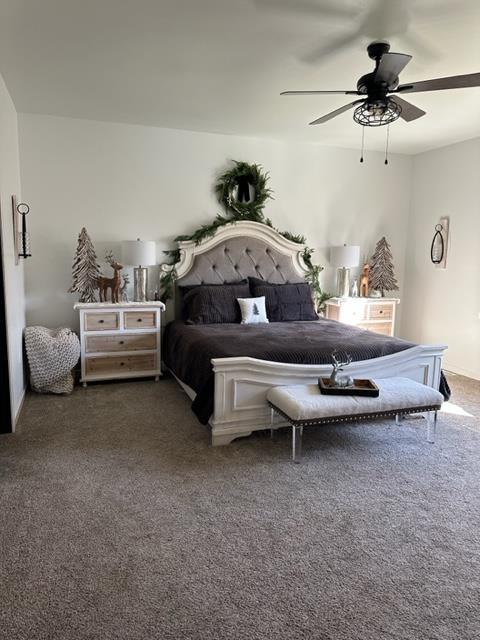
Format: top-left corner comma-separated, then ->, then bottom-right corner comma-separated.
309,100 -> 363,125
375,52 -> 412,87
390,96 -> 426,122
397,72 -> 480,94
300,28 -> 361,65
254,0 -> 358,20
281,90 -> 360,96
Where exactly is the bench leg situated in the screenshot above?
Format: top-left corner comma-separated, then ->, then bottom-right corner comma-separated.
292,425 -> 303,463
427,410 -> 438,444
395,413 -> 404,425
270,407 -> 276,440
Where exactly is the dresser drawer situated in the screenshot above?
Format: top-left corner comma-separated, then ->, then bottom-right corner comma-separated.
85,353 -> 156,376
85,333 -> 157,354
340,303 -> 367,322
124,311 -> 156,329
368,303 -> 393,320
84,312 -> 119,331
358,321 -> 393,336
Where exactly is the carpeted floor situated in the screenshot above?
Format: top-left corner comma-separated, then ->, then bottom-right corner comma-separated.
1,372 -> 479,640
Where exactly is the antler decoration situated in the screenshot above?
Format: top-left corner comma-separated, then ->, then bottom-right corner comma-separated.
330,350 -> 353,387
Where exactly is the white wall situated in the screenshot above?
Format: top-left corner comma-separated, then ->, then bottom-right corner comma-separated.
0,74 -> 26,423
18,113 -> 412,332
402,139 -> 480,380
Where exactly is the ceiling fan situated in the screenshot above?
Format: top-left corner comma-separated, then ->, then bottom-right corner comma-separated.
281,41 -> 480,127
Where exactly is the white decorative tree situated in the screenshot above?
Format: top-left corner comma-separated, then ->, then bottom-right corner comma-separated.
369,236 -> 399,297
69,228 -> 100,303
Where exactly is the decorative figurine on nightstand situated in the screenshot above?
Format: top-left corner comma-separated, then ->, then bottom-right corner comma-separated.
351,279 -> 359,297
120,274 -> 130,302
359,263 -> 370,297
97,252 -> 123,303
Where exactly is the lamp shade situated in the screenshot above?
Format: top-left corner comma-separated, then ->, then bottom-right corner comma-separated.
330,245 -> 360,268
122,240 -> 156,266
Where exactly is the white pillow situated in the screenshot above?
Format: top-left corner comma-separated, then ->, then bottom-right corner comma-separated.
237,296 -> 269,324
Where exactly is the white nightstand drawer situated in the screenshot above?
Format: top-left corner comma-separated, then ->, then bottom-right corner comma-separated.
85,353 -> 156,376
368,303 -> 394,320
84,312 -> 119,332
85,333 -> 157,353
124,311 -> 156,329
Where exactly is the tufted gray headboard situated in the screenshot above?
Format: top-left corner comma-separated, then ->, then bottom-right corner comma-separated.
160,221 -> 309,319
177,236 -> 305,286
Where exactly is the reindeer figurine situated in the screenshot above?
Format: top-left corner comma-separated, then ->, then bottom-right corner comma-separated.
330,350 -> 353,388
359,262 -> 370,297
97,252 -> 123,303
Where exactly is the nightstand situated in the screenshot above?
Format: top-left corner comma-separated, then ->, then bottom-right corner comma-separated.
74,301 -> 165,386
325,297 -> 399,336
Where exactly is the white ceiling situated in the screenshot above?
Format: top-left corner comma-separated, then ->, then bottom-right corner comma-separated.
1,0 -> 480,154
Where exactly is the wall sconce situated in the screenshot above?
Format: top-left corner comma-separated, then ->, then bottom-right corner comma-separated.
12,196 -> 32,264
430,216 -> 449,270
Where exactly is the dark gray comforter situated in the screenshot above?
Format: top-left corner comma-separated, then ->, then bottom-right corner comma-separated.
162,319 -> 416,424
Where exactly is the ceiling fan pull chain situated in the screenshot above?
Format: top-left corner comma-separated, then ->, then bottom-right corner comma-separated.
384,124 -> 390,165
360,126 -> 365,163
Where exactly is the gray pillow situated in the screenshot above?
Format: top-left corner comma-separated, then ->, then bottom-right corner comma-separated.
248,277 -> 318,322
181,281 -> 250,324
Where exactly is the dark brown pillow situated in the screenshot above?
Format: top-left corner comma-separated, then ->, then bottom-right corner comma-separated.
181,281 -> 250,324
248,277 -> 318,322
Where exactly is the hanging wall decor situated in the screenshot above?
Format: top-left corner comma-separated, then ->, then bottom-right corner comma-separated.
430,217 -> 449,269
11,196 -> 32,263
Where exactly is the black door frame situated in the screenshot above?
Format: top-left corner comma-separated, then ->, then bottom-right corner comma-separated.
0,206 -> 13,433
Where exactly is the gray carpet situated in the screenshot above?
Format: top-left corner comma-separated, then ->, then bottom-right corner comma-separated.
1,372 -> 479,640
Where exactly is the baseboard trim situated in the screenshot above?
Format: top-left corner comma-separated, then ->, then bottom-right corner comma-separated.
13,387 -> 26,431
444,367 -> 480,382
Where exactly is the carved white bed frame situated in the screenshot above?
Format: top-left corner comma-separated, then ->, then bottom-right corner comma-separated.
160,221 -> 446,446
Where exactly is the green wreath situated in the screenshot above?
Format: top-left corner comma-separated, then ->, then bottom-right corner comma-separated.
215,161 -> 273,220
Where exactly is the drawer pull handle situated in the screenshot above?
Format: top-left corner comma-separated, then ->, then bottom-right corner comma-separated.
137,318 -> 142,322
379,310 -> 383,314
99,319 -> 104,324
120,362 -> 125,366
119,341 -> 124,345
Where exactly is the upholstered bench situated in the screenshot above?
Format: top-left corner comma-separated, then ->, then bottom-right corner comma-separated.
267,377 -> 444,462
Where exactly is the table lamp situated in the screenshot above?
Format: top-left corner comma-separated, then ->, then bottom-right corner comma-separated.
122,239 -> 156,302
330,245 -> 360,298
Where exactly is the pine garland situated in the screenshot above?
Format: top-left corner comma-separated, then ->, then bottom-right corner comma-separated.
159,161 -> 332,309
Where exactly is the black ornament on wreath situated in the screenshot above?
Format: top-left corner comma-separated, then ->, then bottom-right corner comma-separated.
215,161 -> 273,221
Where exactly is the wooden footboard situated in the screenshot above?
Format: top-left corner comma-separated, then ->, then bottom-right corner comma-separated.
210,345 -> 446,445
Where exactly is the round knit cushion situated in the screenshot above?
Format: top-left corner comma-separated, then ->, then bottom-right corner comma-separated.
25,326 -> 80,394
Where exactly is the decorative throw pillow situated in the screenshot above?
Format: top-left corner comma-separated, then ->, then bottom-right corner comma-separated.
181,281 -> 250,324
248,277 -> 318,322
237,297 -> 269,324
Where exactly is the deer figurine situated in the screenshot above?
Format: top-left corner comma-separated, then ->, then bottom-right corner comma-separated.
97,252 -> 123,303
359,262 -> 370,297
330,350 -> 353,388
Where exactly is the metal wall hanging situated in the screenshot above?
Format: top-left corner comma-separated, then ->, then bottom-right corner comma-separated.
430,216 -> 449,269
12,195 -> 32,263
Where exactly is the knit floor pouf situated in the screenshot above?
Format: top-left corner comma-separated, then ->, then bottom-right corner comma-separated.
25,326 -> 80,394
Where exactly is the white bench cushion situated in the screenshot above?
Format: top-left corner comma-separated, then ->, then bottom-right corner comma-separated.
266,377 -> 443,423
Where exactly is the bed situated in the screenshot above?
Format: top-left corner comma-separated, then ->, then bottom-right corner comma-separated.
160,221 -> 446,445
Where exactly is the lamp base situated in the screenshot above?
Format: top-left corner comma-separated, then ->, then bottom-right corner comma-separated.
133,267 -> 148,302
336,267 -> 351,298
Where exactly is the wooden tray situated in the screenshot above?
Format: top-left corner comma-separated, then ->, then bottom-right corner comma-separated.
318,378 -> 379,397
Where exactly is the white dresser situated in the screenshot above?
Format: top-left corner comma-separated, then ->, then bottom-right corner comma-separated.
74,302 -> 165,386
325,297 -> 400,336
